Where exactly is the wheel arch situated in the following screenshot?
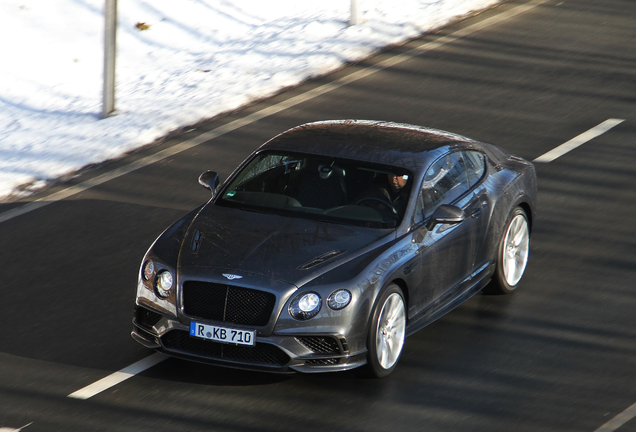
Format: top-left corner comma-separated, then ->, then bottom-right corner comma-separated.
389,278 -> 409,312
517,201 -> 533,233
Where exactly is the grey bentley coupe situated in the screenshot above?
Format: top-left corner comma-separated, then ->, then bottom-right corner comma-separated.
132,120 -> 537,378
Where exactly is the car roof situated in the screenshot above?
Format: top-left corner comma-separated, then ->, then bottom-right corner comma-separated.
258,120 -> 483,173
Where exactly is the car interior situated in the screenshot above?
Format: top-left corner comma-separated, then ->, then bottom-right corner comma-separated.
217,152 -> 413,228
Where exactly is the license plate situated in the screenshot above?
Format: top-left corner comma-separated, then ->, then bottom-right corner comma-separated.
189,321 -> 256,346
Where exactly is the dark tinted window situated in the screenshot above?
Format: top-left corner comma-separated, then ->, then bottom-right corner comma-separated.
216,151 -> 413,229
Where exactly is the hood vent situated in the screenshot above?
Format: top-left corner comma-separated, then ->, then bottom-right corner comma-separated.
298,250 -> 347,270
191,230 -> 203,254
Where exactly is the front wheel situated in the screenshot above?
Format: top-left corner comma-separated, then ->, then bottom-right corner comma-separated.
489,207 -> 530,294
364,284 -> 406,378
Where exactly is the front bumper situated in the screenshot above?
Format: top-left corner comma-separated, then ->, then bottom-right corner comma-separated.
132,305 -> 367,373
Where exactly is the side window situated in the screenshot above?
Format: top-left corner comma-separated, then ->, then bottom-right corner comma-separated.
420,152 -> 469,219
463,151 -> 486,188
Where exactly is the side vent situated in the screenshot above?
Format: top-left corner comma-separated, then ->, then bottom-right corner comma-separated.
298,250 -> 347,270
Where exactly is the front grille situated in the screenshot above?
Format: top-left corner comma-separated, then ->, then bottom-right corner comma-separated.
183,281 -> 276,326
161,330 -> 289,366
135,306 -> 162,329
296,336 -> 341,354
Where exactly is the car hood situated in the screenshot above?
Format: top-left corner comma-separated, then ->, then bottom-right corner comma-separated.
177,203 -> 392,285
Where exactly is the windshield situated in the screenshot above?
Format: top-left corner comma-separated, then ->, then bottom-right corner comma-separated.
216,151 -> 414,228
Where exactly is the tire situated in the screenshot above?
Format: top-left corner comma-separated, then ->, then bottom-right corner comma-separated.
489,207 -> 530,294
363,284 -> 406,378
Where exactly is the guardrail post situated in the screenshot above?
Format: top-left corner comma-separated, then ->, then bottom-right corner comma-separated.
102,0 -> 117,118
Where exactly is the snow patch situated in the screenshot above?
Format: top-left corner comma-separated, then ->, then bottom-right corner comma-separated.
0,0 -> 500,200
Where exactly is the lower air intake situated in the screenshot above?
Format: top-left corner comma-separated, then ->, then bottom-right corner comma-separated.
295,336 -> 341,354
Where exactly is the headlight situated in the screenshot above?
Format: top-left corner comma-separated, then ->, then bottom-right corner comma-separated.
327,289 -> 352,310
142,260 -> 155,281
155,270 -> 174,298
289,292 -> 321,320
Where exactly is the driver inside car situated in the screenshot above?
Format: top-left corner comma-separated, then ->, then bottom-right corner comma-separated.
356,173 -> 411,218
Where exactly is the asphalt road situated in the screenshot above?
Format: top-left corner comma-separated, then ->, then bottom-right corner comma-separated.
1,0 -> 635,430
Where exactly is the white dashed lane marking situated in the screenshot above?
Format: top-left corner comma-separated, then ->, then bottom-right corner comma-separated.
533,118 -> 624,163
27,3 -> 629,427
0,423 -> 33,432
68,353 -> 167,400
0,0 -> 550,226
535,117 -> 634,432
594,401 -> 636,432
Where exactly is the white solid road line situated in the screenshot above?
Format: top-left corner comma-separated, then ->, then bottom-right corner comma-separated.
68,353 -> 167,400
533,118 -> 625,163
0,0 -> 549,225
594,401 -> 636,432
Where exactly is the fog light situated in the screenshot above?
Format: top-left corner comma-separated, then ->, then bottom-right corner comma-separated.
327,289 -> 351,310
142,260 -> 155,281
289,292 -> 321,320
155,270 -> 174,298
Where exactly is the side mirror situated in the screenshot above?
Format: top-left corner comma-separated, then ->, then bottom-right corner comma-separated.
426,204 -> 467,231
198,171 -> 220,196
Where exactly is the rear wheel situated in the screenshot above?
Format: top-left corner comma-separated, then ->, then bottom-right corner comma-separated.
364,284 -> 406,378
489,207 -> 530,294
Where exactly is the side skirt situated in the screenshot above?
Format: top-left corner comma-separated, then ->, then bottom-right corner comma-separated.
405,262 -> 494,337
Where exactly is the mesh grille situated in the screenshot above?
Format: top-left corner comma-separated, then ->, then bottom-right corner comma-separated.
161,330 -> 289,366
135,306 -> 162,329
305,358 -> 339,366
296,336 -> 341,354
183,281 -> 275,326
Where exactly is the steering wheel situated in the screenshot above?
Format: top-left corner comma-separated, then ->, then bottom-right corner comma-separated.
356,197 -> 398,214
